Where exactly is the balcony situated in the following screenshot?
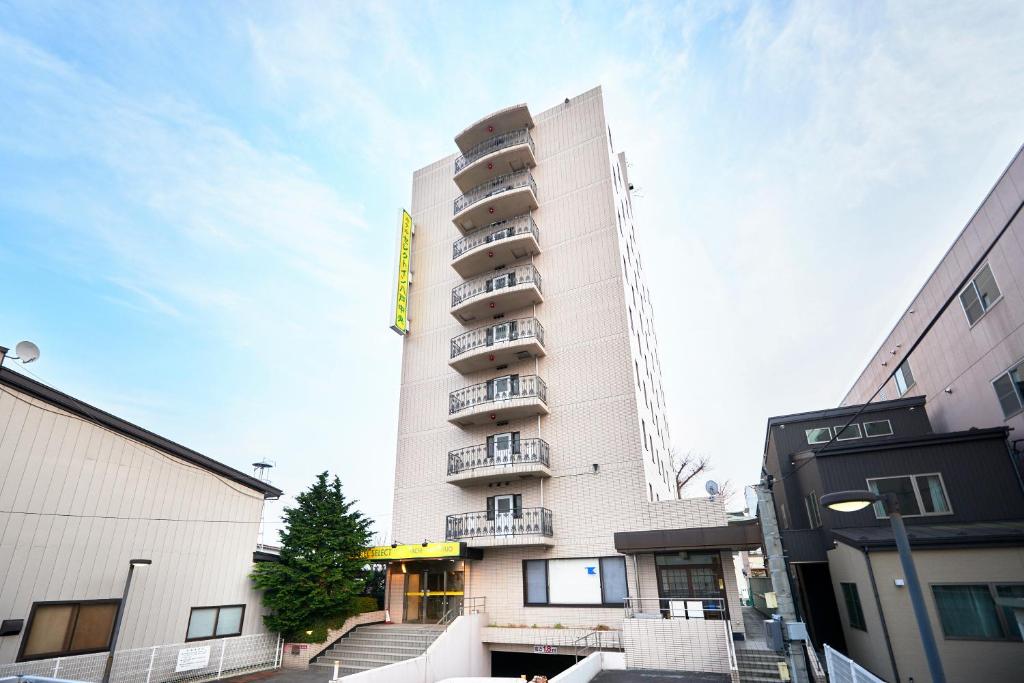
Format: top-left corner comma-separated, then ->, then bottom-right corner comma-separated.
447,438 -> 551,486
452,170 -> 538,233
453,128 -> 537,193
445,507 -> 553,548
455,102 -> 535,154
448,374 -> 548,426
451,214 -> 540,279
451,264 -> 543,322
449,317 -> 545,374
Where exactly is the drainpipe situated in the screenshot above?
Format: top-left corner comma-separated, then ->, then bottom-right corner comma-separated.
864,547 -> 900,682
632,554 -> 642,601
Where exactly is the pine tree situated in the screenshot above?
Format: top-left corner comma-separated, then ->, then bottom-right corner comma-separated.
251,472 -> 372,639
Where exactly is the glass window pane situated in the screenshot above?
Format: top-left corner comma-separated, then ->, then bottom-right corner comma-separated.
600,558 -> 628,606
994,372 -> 1023,418
524,560 -> 547,604
960,284 -> 984,325
805,428 -> 831,445
995,585 -> 1024,640
868,477 -> 920,516
841,583 -> 866,631
915,475 -> 950,514
933,585 -> 1004,639
214,607 -> 243,636
895,361 -> 915,395
974,265 -> 1001,310
23,605 -> 75,657
835,424 -> 862,440
187,608 -> 217,640
863,420 -> 893,437
69,603 -> 118,651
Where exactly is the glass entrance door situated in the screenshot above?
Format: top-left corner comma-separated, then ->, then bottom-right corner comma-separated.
402,565 -> 464,624
655,552 -> 728,620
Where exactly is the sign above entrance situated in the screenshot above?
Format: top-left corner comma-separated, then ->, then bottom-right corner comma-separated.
362,541 -> 469,561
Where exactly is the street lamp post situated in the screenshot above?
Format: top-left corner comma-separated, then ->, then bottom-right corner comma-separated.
101,559 -> 152,683
820,490 -> 946,683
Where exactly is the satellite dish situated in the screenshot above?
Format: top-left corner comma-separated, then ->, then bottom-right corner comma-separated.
705,480 -> 721,497
15,341 -> 40,363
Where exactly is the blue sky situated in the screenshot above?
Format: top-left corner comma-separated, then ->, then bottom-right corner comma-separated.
2,1 -> 1023,539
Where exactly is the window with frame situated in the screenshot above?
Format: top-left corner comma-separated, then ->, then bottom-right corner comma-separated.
805,427 -> 832,445
863,420 -> 894,438
933,584 -> 1024,641
523,557 -> 628,607
894,360 -> 915,396
805,491 -> 822,529
19,600 -> 120,661
959,263 -> 1002,326
993,359 -> 1024,419
186,605 -> 245,641
841,583 -> 866,631
834,424 -> 862,441
867,474 -> 951,518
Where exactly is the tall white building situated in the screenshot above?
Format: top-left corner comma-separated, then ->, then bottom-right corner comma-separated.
380,87 -> 752,676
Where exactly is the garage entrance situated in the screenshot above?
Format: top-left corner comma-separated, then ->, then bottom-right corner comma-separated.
490,650 -> 578,679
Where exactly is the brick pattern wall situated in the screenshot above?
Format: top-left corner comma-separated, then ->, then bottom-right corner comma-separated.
621,618 -> 732,674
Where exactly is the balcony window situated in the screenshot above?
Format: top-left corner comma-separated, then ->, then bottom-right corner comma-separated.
866,473 -> 951,518
959,263 -> 1002,326
993,358 -> 1024,418
894,360 -> 915,396
448,437 -> 550,476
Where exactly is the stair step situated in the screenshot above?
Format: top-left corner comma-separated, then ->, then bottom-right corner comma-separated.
319,650 -> 419,662
326,644 -> 426,656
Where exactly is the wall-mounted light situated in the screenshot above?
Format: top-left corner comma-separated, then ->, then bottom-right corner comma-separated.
400,563 -> 407,574
421,539 -> 429,547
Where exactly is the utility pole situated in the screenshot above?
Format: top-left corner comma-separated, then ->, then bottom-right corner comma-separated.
757,482 -> 809,683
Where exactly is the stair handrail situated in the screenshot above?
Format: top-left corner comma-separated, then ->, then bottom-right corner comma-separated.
724,620 -> 738,673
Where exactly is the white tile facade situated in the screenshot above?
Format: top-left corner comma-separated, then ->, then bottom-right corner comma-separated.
389,86 -> 728,642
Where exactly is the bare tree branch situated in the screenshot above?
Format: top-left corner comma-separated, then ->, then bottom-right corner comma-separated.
672,449 -> 735,503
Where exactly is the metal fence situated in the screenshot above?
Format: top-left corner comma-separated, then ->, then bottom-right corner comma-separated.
824,644 -> 884,683
623,597 -> 728,621
445,507 -> 553,540
0,634 -> 282,683
453,169 -> 537,215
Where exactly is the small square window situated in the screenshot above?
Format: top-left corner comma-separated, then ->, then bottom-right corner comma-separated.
834,424 -> 862,441
863,420 -> 894,437
894,360 -> 915,396
993,360 -> 1024,419
805,428 -> 831,445
959,263 -> 1002,325
186,605 -> 245,641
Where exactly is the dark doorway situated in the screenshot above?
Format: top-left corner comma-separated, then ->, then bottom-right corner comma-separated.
491,650 -> 577,679
795,562 -> 847,652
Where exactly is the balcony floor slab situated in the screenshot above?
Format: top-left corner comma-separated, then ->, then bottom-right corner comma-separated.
447,461 -> 551,486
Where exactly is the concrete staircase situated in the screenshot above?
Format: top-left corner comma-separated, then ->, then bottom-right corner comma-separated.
736,649 -> 786,682
311,623 -> 446,677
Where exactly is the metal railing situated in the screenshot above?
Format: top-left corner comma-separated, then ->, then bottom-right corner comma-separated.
445,507 -> 553,540
0,634 -> 282,683
453,170 -> 537,215
454,128 -> 535,173
623,597 -> 728,620
449,317 -> 545,360
572,630 -> 621,662
448,374 -> 547,415
824,644 -> 885,683
452,214 -> 539,259
451,264 -> 542,308
448,438 -> 550,475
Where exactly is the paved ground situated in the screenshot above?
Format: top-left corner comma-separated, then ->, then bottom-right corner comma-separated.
592,672 -> 730,682
736,605 -> 771,651
222,668 -> 329,683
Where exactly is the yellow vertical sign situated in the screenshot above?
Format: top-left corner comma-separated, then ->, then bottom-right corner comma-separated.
390,210 -> 413,335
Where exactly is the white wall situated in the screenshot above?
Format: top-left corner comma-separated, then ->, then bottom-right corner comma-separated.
621,618 -> 731,674
0,384 -> 270,663
549,651 -> 625,683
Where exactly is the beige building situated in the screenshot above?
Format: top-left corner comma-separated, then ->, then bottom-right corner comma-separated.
382,87 -> 752,677
0,367 -> 280,667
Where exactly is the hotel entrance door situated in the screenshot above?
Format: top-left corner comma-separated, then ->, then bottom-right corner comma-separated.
403,564 -> 464,623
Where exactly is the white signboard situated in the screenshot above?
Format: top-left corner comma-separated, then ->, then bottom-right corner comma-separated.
175,646 -> 211,672
548,558 -> 602,604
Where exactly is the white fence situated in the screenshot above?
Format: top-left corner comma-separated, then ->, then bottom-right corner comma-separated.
0,634 -> 282,683
824,644 -> 885,683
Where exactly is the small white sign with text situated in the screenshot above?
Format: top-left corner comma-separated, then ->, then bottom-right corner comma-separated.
175,645 -> 211,672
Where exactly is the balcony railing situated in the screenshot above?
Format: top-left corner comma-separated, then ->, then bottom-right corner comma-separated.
448,438 -> 550,475
454,128 -> 535,173
451,264 -> 541,308
450,317 -> 545,360
448,374 -> 547,415
454,170 -> 537,215
453,214 -> 539,259
446,507 -> 553,540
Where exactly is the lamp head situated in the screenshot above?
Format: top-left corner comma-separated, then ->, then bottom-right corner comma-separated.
820,490 -> 880,513
129,558 -> 152,567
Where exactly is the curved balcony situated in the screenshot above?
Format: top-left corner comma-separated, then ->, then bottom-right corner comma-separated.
453,128 -> 537,193
451,263 -> 542,322
445,507 -> 553,548
452,170 -> 538,233
448,374 -> 548,427
449,317 -> 545,374
447,438 -> 551,486
455,102 -> 535,153
452,214 -> 540,279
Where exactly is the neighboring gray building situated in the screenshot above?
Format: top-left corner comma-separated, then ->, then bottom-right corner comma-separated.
0,367 -> 281,665
841,144 -> 1024,440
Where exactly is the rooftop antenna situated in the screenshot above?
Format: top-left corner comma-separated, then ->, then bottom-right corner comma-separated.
252,459 -> 275,483
0,340 -> 41,369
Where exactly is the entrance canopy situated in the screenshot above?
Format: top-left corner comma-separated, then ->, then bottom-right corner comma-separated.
613,520 -> 762,554
362,541 -> 483,562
